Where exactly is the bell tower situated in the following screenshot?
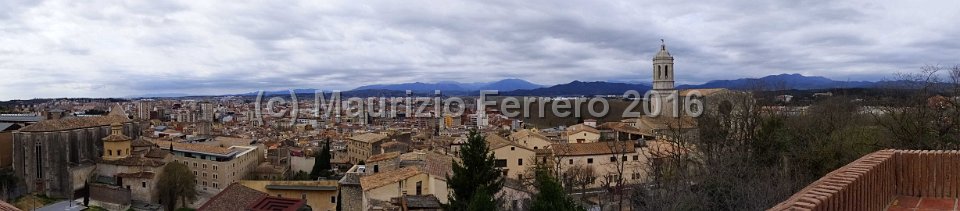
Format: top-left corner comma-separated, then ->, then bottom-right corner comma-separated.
649,40 -> 677,117
652,39 -> 675,90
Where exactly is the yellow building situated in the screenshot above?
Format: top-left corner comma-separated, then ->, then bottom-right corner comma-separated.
565,123 -> 600,143
239,180 -> 340,211
551,141 -> 648,188
102,122 -> 132,160
359,167 -> 448,209
487,135 -> 536,181
508,129 -> 554,150
347,133 -> 388,164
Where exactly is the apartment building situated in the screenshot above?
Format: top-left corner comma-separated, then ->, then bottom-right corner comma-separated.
153,139 -> 261,193
347,133 -> 388,164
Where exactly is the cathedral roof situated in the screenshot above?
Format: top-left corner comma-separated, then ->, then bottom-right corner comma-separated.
19,111 -> 130,132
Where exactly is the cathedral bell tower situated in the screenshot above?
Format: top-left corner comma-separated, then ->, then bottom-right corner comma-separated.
649,40 -> 677,117
652,39 -> 675,90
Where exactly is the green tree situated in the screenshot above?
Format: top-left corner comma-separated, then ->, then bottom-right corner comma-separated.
465,187 -> 497,211
157,162 -> 198,211
335,189 -> 342,211
531,167 -> 583,211
311,139 -> 332,179
446,130 -> 504,210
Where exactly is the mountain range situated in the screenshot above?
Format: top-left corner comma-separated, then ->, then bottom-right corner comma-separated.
132,74 -> 889,98
353,78 -> 544,93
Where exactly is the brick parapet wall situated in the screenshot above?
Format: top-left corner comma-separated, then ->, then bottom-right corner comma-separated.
770,150 -> 960,211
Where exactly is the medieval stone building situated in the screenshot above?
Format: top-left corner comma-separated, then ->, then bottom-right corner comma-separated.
12,105 -> 142,198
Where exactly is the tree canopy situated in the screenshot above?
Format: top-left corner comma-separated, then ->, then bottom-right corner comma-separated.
157,162 -> 198,211
446,130 -> 503,210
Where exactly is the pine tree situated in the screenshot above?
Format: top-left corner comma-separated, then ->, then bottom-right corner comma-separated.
530,167 -> 584,211
446,130 -> 504,210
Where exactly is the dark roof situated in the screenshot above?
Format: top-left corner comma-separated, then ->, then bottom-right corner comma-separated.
0,123 -> 15,132
199,183 -> 269,211
0,115 -> 42,122
98,156 -> 165,167
117,172 -> 156,179
246,196 -> 306,211
402,195 -> 442,209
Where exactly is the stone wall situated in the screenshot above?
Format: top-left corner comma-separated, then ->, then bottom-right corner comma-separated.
770,150 -> 960,210
12,122 -> 140,198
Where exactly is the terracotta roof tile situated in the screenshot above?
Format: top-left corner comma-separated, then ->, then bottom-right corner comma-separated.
350,133 -> 388,143
367,151 -> 401,163
360,167 -> 422,191
199,183 -> 269,211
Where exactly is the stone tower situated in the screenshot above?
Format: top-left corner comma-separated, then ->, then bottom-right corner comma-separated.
650,40 -> 677,117
652,40 -> 675,90
102,122 -> 132,161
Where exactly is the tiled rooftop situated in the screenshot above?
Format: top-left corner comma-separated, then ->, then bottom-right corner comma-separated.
551,141 -> 636,156
771,150 -> 960,211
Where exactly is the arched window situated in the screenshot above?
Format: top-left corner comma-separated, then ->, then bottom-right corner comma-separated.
665,65 -> 669,78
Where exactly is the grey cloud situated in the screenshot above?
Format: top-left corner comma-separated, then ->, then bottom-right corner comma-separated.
1,0 -> 959,100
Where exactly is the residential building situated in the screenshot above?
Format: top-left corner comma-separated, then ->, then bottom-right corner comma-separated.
551,141 -> 648,188
151,138 -> 261,193
487,135 -> 535,181
347,133 -> 388,164
239,180 -> 339,211
565,123 -> 600,143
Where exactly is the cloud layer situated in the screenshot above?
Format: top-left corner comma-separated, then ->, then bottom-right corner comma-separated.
1,0 -> 959,99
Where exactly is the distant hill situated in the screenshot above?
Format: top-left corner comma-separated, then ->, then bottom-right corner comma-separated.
501,81 -> 651,96
353,79 -> 543,93
678,73 -> 876,90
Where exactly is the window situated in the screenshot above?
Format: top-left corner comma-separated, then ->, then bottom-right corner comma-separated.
495,159 -> 507,167
587,158 -> 593,164
214,183 -> 219,188
622,156 -> 627,161
510,147 -> 515,151
533,146 -> 538,149
331,196 -> 336,203
108,150 -> 113,156
202,181 -> 207,186
633,155 -> 639,161
194,163 -> 198,167
610,156 -> 616,162
203,164 -> 207,169
203,173 -> 207,178
302,193 -> 307,200
194,171 -> 197,176
518,159 -> 523,166
213,174 -> 218,179
213,165 -> 218,170
142,182 -> 146,188
374,165 -> 379,173
568,159 -> 573,164
416,181 -> 422,195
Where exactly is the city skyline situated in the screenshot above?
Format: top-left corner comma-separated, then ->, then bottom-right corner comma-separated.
2,0 -> 960,100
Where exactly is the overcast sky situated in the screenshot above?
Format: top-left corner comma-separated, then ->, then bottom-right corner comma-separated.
1,0 -> 959,100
